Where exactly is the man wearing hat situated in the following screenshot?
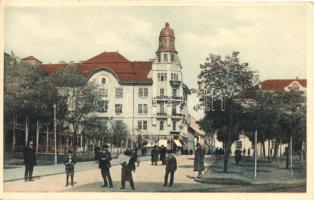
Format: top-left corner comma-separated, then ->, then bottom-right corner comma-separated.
98,144 -> 113,188
151,145 -> 159,165
163,151 -> 177,187
23,140 -> 37,182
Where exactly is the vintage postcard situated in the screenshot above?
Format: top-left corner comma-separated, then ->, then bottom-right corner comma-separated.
1,1 -> 314,200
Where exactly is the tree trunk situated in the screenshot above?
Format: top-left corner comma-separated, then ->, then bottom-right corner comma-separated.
272,139 -> 279,162
12,116 -> 16,153
223,136 -> 231,173
267,139 -> 270,161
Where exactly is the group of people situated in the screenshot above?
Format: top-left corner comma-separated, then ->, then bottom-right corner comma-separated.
22,140 -> 206,190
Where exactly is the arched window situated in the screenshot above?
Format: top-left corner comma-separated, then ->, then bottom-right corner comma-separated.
101,77 -> 106,84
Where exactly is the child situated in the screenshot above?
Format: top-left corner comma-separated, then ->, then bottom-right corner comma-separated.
64,153 -> 76,187
120,149 -> 136,190
163,151 -> 177,187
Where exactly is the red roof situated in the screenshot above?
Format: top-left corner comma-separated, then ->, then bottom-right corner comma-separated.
22,56 -> 41,63
40,52 -> 153,84
262,79 -> 307,92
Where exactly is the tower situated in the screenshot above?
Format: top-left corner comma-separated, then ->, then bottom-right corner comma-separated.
151,22 -> 186,150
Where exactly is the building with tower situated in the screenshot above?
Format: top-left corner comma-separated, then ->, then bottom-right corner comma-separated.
10,23 -> 190,153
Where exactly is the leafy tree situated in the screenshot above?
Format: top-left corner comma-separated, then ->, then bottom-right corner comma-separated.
111,120 -> 129,147
49,64 -> 97,149
195,52 -> 258,172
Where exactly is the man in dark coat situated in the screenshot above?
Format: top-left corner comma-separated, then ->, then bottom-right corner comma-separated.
163,151 -> 177,187
151,145 -> 159,165
23,140 -> 37,182
159,145 -> 167,165
99,144 -> 113,188
64,152 -> 76,187
120,149 -> 137,190
194,143 -> 205,178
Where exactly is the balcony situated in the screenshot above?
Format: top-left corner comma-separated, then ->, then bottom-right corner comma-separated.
170,130 -> 181,135
156,112 -> 167,118
170,80 -> 181,87
171,113 -> 184,119
153,96 -> 184,103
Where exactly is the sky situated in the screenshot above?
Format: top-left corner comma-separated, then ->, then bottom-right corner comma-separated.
4,5 -> 308,119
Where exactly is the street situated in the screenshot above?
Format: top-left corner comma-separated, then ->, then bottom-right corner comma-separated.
4,155 -> 305,192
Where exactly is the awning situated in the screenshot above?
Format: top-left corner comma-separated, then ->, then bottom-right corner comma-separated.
173,140 -> 182,147
158,139 -> 168,147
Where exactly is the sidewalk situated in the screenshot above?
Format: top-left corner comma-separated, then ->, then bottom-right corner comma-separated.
3,156 -> 150,182
197,156 -> 306,186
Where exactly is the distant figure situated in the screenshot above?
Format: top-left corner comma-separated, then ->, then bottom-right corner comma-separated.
248,148 -> 251,157
285,147 -> 289,169
151,145 -> 159,165
120,149 -> 137,190
99,144 -> 113,188
189,149 -> 193,155
215,147 -> 219,157
194,143 -> 205,178
234,149 -> 242,164
64,152 -> 76,187
163,151 -> 177,187
159,145 -> 167,165
243,148 -> 246,156
219,148 -> 224,156
23,140 -> 37,182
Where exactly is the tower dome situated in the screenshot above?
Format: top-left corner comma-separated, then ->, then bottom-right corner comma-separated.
156,22 -> 177,53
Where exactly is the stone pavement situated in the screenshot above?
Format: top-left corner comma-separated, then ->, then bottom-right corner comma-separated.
3,155 -> 151,182
198,156 -> 306,186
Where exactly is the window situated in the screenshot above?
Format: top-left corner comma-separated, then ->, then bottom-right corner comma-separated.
157,54 -> 161,62
160,103 -> 164,113
171,73 -> 178,80
172,104 -> 176,115
101,77 -> 107,84
164,54 -> 168,62
160,88 -> 165,96
158,73 -> 167,81
171,54 -> 175,62
138,104 -> 148,114
138,120 -> 148,131
172,121 -> 176,131
172,88 -> 177,97
115,104 -> 122,114
160,121 -> 164,131
115,88 -> 123,98
138,88 -> 148,97
98,89 -> 108,97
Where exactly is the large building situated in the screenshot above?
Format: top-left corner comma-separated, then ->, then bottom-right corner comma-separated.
19,23 -> 190,152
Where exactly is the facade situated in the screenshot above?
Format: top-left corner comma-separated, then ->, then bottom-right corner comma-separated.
15,23 -> 189,153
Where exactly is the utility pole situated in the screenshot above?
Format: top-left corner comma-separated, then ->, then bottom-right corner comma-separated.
53,104 -> 57,165
254,129 -> 257,179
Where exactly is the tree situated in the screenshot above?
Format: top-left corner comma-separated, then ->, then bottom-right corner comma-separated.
111,120 -> 129,147
195,52 -> 258,172
49,64 -> 97,149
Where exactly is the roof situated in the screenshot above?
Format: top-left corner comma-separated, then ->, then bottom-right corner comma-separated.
262,79 -> 307,92
188,115 -> 205,137
40,51 -> 153,84
22,56 -> 42,63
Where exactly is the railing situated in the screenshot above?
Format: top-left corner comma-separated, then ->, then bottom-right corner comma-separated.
153,96 -> 184,102
170,80 -> 181,87
156,112 -> 167,118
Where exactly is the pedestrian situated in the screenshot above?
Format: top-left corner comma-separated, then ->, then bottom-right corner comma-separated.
235,149 -> 242,164
215,147 -> 219,157
64,152 -> 76,187
243,148 -> 246,156
189,149 -> 193,155
23,140 -> 37,182
151,145 -> 159,165
194,143 -> 205,178
159,145 -> 167,165
285,147 -> 289,169
120,149 -> 136,190
99,144 -> 113,188
248,148 -> 251,157
163,151 -> 177,187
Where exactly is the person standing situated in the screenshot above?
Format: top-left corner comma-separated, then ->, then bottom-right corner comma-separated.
163,151 -> 177,187
23,140 -> 37,182
64,152 -> 76,187
248,148 -> 251,157
194,143 -> 205,178
99,144 -> 113,188
159,145 -> 167,165
120,149 -> 137,190
151,145 -> 159,165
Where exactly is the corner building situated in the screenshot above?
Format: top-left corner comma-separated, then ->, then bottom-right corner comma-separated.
26,23 -> 190,152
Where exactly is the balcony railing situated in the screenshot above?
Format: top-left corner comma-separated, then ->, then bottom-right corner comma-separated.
171,113 -> 184,118
170,80 -> 181,87
156,112 -> 167,118
153,96 -> 184,102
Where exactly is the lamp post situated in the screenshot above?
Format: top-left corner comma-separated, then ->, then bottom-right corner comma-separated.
53,104 -> 57,165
